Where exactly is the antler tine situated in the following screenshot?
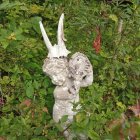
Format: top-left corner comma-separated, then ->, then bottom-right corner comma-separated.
39,21 -> 52,50
57,13 -> 67,47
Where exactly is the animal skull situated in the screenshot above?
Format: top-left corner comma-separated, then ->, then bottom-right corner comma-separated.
39,13 -> 70,58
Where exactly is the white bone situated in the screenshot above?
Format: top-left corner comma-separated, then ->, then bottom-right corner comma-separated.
57,13 -> 66,46
39,13 -> 70,58
39,21 -> 52,50
57,13 -> 71,57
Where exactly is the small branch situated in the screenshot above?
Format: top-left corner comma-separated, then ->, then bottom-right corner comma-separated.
61,124 -> 72,135
113,5 -> 140,59
118,19 -> 123,34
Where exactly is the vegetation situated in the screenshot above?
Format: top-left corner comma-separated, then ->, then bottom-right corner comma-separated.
0,0 -> 140,139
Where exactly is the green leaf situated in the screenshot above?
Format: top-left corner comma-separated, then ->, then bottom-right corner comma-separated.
2,105 -> 11,112
55,123 -> 63,131
0,76 -> 11,85
0,1 -> 10,10
109,14 -> 118,23
30,17 -> 42,34
34,126 -> 43,135
33,80 -> 40,90
1,40 -> 9,49
60,115 -> 68,123
88,130 -> 99,139
26,81 -> 34,98
116,102 -> 126,110
0,1 -> 24,10
39,89 -> 46,95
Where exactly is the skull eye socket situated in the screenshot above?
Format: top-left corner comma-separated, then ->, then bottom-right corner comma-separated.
83,76 -> 86,80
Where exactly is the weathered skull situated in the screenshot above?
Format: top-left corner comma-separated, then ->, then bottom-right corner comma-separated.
43,58 -> 69,85
39,13 -> 70,58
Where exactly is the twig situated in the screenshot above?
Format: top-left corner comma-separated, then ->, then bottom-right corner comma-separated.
113,4 -> 140,59
118,19 -> 123,34
61,124 -> 72,135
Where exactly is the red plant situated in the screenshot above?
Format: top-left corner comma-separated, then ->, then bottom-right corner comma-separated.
93,27 -> 101,53
0,98 -> 4,106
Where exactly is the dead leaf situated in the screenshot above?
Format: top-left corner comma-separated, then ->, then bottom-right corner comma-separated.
128,106 -> 140,116
20,99 -> 31,107
43,107 -> 49,113
0,136 -> 6,140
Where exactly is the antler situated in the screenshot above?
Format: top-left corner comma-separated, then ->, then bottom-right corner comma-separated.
39,13 -> 70,58
57,13 -> 66,47
39,21 -> 52,51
